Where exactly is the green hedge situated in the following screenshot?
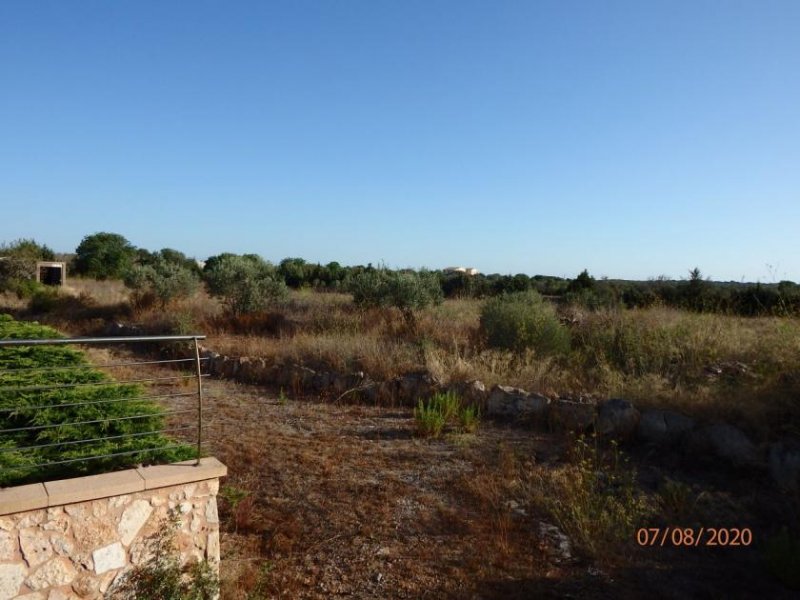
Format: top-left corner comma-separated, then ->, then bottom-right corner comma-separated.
0,314 -> 194,487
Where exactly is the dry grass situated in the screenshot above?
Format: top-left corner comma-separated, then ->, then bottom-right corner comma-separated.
8,280 -> 800,441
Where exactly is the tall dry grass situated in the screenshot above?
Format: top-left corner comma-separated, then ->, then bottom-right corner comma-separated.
11,280 -> 800,440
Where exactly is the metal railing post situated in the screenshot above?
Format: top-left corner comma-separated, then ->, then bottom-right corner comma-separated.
193,337 -> 204,465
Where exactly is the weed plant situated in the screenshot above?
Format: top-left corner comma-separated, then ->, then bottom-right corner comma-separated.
414,391 -> 480,438
532,435 -> 653,557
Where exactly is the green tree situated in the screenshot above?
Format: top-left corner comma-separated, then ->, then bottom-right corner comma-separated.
204,254 -> 288,315
73,232 -> 137,280
0,239 -> 56,290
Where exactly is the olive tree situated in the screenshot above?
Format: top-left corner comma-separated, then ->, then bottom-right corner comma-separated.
124,257 -> 200,309
348,268 -> 443,325
203,254 -> 288,315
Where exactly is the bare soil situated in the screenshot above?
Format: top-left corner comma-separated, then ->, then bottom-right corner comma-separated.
188,377 -> 793,599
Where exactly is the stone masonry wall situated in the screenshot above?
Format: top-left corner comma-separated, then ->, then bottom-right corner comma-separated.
0,478 -> 221,600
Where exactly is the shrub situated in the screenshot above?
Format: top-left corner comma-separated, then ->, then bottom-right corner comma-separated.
414,391 -> 480,437
204,254 -> 288,315
348,268 -> 443,325
124,257 -> 200,308
73,232 -> 137,280
532,435 -> 653,557
414,398 -> 447,438
480,290 -> 570,355
0,238 -> 55,291
0,314 -> 194,486
109,512 -> 219,599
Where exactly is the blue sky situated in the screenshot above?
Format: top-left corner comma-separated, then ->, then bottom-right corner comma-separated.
1,1 -> 798,282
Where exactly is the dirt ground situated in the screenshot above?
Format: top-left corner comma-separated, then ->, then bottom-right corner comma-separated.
86,347 -> 796,599
184,377 -> 791,599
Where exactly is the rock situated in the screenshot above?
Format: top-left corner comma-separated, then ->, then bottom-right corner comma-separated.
202,351 -> 219,374
550,399 -> 596,432
19,529 -> 53,568
92,542 -> 126,575
692,423 -> 759,467
206,530 -> 220,564
210,354 -> 227,376
26,558 -> 77,590
221,357 -> 239,378
768,439 -> 800,491
597,399 -> 640,439
0,530 -> 17,561
288,365 -> 316,391
0,563 -> 27,600
118,500 -> 153,546
311,371 -> 333,392
237,356 -> 254,382
448,380 -> 487,408
398,372 -> 441,402
488,385 -> 550,421
637,409 -> 695,445
537,522 -> 573,563
205,499 -> 219,524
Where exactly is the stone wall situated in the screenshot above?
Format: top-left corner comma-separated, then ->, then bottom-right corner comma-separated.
194,344 -> 800,491
0,457 -> 226,600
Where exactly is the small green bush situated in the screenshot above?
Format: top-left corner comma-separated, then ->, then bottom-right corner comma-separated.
480,290 -> 570,355
110,512 -> 219,599
414,391 -> 480,437
534,435 -> 653,557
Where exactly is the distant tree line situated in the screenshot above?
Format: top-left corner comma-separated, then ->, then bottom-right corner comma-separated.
2,232 -> 799,317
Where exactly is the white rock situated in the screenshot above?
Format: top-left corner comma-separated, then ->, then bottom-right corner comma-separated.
118,500 -> 153,546
179,502 -> 192,514
92,542 -> 127,574
19,529 -> 53,568
26,558 -> 77,590
205,500 -> 219,524
206,530 -> 220,564
0,530 -> 17,561
0,563 -> 27,600
16,592 -> 46,600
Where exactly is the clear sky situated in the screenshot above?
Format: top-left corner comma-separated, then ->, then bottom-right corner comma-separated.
1,1 -> 798,282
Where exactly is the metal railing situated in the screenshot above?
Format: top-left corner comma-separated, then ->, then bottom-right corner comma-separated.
0,335 -> 208,486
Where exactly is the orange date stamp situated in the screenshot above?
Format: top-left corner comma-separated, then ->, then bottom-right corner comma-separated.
636,527 -> 753,547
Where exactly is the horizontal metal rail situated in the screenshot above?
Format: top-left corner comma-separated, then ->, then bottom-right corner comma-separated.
17,444 -> 194,471
0,356 -> 207,375
0,424 -> 197,454
0,391 -> 200,414
0,334 -> 208,482
0,335 -> 206,347
0,373 -> 208,395
0,408 -> 195,435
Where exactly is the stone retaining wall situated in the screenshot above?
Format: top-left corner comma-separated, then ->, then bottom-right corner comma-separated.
0,457 -> 226,600
196,346 -> 800,491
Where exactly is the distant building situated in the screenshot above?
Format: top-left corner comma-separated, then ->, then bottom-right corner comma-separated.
443,266 -> 479,276
36,261 -> 66,286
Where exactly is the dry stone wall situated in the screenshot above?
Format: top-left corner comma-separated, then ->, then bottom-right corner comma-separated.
195,345 -> 800,491
0,459 -> 225,600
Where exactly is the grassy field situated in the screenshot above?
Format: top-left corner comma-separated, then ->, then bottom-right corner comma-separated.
9,280 -> 797,442
2,281 -> 799,596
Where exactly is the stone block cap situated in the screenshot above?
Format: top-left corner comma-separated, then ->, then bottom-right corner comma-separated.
0,457 -> 226,515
